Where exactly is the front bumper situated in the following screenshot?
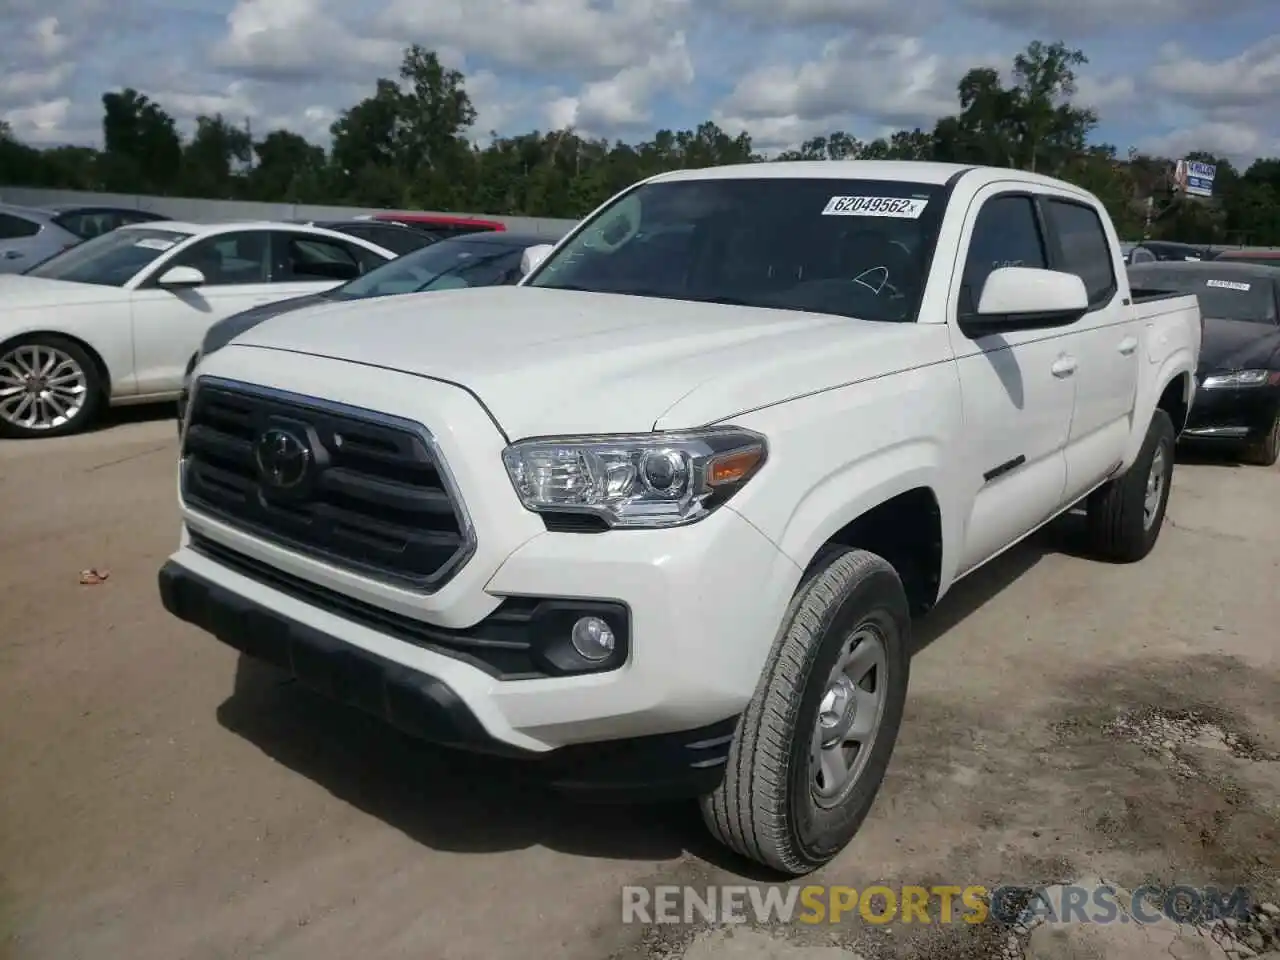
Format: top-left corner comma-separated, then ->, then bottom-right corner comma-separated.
1182,379 -> 1280,442
159,557 -> 740,801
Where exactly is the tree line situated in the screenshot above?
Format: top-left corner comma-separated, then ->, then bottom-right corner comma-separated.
2,40 -> 1279,245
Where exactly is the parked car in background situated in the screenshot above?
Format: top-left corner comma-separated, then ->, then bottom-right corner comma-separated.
0,220 -> 398,438
1127,240 -> 1214,264
0,203 -> 83,274
370,212 -> 507,239
44,204 -> 172,240
288,218 -> 440,255
162,161 -> 1201,875
1212,249 -> 1280,268
1129,260 -> 1280,465
175,231 -> 555,428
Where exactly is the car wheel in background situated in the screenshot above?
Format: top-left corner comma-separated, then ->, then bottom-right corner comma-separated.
0,335 -> 103,439
1242,414 -> 1280,467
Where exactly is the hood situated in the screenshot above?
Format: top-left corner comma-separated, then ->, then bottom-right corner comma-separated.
1198,317 -> 1280,375
202,292 -> 333,354
0,274 -> 129,309
231,286 -> 947,438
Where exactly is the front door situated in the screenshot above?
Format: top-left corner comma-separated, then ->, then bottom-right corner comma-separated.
129,230 -> 281,396
948,189 -> 1079,574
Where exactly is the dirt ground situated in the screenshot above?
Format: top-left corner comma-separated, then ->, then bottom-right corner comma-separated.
1,411 -> 1277,960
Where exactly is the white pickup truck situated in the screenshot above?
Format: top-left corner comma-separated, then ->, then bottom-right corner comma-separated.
159,161 -> 1201,875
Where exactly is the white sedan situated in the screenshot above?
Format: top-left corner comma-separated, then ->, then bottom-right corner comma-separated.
0,220 -> 398,438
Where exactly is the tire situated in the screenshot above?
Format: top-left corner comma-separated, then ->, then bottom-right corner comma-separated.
1242,414 -> 1280,467
1085,409 -> 1175,563
0,334 -> 103,439
701,548 -> 911,875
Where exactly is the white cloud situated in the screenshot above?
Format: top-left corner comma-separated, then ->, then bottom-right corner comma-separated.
711,0 -> 935,30
1148,36 -> 1280,110
5,98 -> 73,142
1139,122 -> 1278,163
373,0 -> 689,76
714,34 -> 970,149
963,0 -> 1260,32
211,0 -> 403,80
550,32 -> 695,132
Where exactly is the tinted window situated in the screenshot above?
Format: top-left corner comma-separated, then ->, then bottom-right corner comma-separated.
277,234 -> 365,282
170,231 -> 270,285
26,227 -> 193,285
1045,199 -> 1116,306
530,178 -> 946,322
1130,247 -> 1156,264
1127,268 -> 1278,325
332,239 -> 525,299
0,213 -> 40,240
118,210 -> 168,226
361,225 -> 434,256
53,211 -> 117,239
961,195 -> 1047,313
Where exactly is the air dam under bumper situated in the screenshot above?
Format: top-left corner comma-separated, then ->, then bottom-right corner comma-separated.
158,560 -> 738,801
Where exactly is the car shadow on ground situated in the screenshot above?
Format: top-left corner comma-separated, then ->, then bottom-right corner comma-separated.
212,520 -> 1074,878
92,402 -> 175,433
1176,440 -> 1246,468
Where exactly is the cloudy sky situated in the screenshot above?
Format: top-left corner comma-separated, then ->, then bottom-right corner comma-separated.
2,0 -> 1279,164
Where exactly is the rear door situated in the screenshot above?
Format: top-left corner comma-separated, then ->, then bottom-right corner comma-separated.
948,189 -> 1077,574
0,212 -> 57,273
1040,195 -> 1140,503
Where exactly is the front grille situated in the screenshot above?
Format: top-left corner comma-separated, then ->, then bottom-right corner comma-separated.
181,377 -> 474,590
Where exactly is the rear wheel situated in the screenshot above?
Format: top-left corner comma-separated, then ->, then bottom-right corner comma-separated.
1242,414 -> 1280,467
0,335 -> 103,439
700,548 -> 911,875
1085,410 -> 1175,562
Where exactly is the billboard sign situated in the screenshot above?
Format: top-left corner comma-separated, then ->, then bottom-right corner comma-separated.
1174,159 -> 1216,198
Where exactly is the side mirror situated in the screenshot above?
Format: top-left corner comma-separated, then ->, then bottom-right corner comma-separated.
156,265 -> 206,288
520,244 -> 554,277
962,267 -> 1089,338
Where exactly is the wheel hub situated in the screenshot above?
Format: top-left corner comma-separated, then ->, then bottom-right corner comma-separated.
818,675 -> 858,744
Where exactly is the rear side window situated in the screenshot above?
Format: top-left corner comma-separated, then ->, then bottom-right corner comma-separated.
961,195 -> 1047,314
1044,199 -> 1117,307
0,213 -> 40,239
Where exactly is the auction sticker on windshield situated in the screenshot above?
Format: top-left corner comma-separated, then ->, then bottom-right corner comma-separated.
822,196 -> 929,218
134,238 -> 176,251
1205,279 -> 1250,291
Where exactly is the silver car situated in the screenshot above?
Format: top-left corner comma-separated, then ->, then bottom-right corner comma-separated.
0,203 -> 81,274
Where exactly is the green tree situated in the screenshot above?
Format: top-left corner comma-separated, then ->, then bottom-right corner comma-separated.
100,88 -> 182,192
181,114 -> 252,198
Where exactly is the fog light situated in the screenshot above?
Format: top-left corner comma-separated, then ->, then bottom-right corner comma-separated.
570,616 -> 616,661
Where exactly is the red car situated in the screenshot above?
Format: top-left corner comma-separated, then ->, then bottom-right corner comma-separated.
370,212 -> 506,240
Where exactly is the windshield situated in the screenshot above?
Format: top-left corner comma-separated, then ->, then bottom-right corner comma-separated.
331,240 -> 524,298
526,177 -> 947,322
25,227 -> 192,286
1130,268 -> 1278,325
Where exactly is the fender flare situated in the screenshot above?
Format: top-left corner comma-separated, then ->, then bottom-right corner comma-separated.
1121,350 -> 1195,471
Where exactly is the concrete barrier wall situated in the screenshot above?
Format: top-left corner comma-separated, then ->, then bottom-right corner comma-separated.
0,186 -> 579,241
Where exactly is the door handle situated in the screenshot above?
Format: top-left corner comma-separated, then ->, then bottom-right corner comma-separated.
1051,355 -> 1077,378
1118,337 -> 1138,355
1,250 -> 20,260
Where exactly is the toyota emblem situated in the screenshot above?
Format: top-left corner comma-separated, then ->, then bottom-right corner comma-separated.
254,428 -> 311,490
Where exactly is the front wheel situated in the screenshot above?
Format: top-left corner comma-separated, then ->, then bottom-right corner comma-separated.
701,548 -> 911,875
1242,414 -> 1280,467
0,335 -> 103,438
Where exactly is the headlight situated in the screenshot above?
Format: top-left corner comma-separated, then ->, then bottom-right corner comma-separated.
502,427 -> 767,528
1201,369 -> 1277,388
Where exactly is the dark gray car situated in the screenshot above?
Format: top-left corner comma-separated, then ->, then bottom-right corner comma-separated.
176,231 -> 556,428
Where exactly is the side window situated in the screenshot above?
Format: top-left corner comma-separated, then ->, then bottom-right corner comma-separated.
960,195 -> 1048,314
1044,199 -> 1117,307
170,231 -> 270,286
277,233 -> 366,281
0,213 -> 41,240
368,226 -> 432,256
